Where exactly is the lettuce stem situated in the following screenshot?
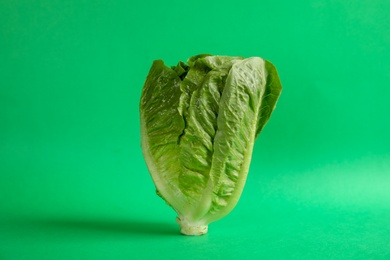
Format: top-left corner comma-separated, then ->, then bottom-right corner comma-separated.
176,216 -> 208,236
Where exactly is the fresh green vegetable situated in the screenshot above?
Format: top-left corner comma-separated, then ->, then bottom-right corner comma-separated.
140,54 -> 282,235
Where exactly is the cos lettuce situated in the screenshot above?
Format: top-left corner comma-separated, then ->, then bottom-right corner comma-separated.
140,54 -> 282,235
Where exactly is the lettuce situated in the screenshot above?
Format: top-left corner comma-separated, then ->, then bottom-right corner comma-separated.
140,54 -> 282,235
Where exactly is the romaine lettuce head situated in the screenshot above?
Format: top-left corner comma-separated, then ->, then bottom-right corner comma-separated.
140,54 -> 282,235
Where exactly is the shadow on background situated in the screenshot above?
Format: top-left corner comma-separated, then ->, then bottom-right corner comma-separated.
6,215 -> 179,238
46,218 -> 178,236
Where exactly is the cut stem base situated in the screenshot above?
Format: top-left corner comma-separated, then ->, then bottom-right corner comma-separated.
176,217 -> 208,236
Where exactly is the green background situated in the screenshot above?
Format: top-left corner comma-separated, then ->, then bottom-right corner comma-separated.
1,0 -> 389,259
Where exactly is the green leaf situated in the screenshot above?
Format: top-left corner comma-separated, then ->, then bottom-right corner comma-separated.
255,60 -> 283,138
178,60 -> 239,218
140,60 -> 186,212
205,57 -> 273,221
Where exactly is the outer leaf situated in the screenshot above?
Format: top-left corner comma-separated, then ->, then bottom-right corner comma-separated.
178,58 -> 242,219
140,60 -> 186,213
255,60 -> 282,138
203,57 -> 271,222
